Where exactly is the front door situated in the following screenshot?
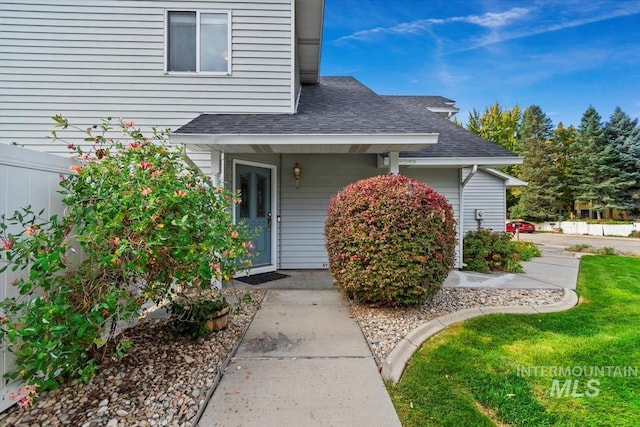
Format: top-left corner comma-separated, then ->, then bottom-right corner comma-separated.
235,164 -> 272,267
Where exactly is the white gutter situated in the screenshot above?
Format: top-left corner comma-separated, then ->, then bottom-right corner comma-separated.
171,132 -> 439,154
378,155 -> 523,168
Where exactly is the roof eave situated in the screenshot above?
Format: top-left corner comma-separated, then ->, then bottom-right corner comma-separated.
170,132 -> 439,154
378,155 -> 524,168
483,167 -> 528,187
426,106 -> 460,114
296,0 -> 325,84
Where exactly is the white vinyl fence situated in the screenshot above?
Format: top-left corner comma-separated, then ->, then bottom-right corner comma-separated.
535,221 -> 640,237
0,144 -> 75,412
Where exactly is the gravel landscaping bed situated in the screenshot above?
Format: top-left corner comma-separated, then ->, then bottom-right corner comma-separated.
0,289 -> 266,427
351,287 -> 564,365
0,286 -> 564,425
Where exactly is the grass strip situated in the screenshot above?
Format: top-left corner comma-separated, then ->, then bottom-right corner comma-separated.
389,255 -> 640,426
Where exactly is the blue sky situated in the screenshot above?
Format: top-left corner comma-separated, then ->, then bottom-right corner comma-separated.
321,0 -> 640,128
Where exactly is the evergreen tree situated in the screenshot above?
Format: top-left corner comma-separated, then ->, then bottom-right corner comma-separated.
604,107 -> 640,214
572,106 -> 618,219
553,123 -> 578,216
510,106 -> 561,221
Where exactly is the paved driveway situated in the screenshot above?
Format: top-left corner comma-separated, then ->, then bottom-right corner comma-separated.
517,232 -> 640,255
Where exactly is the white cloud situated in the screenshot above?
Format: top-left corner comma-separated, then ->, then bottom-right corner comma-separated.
334,2 -> 640,53
335,7 -> 529,42
336,18 -> 441,42
456,3 -> 640,52
452,7 -> 529,28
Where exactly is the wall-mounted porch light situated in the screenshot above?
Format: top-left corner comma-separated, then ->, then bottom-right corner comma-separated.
293,163 -> 302,188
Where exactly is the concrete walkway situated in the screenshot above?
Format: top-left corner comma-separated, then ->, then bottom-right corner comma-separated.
197,289 -> 401,426
444,245 -> 580,290
197,245 -> 581,426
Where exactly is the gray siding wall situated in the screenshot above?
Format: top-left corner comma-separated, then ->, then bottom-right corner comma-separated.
462,168 -> 506,233
402,167 -> 462,267
222,154 -> 464,270
0,0 -> 294,152
401,168 -> 461,225
279,154 -> 381,269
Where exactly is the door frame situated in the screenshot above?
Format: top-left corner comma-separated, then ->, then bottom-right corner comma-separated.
232,159 -> 278,274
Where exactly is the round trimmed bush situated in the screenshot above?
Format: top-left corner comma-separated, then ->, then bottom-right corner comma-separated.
325,174 -> 456,306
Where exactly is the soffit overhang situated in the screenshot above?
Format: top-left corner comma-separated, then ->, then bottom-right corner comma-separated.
171,132 -> 438,154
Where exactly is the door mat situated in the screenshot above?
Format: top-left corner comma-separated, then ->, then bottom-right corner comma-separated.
235,272 -> 290,285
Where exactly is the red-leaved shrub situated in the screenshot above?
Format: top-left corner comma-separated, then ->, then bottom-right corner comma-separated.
325,174 -> 456,306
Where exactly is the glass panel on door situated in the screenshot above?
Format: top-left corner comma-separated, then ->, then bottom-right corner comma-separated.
235,165 -> 272,267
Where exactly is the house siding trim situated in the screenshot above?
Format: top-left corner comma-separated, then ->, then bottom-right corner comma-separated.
289,0 -> 296,114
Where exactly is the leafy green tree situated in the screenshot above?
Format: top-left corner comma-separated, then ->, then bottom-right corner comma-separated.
572,106 -> 618,219
466,102 -> 522,155
510,106 -> 561,221
465,102 -> 523,209
603,107 -> 640,214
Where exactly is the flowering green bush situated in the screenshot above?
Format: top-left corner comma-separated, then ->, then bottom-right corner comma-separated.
0,117 -> 252,396
325,174 -> 456,306
463,229 -> 523,272
513,241 -> 542,261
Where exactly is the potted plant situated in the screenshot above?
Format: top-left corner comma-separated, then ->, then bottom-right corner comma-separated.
169,292 -> 231,338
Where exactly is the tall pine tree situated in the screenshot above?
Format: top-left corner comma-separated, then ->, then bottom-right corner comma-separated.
554,123 -> 578,215
604,107 -> 640,214
572,106 -> 618,219
510,106 -> 561,221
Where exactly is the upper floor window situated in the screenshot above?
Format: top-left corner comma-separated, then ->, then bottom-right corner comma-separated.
166,10 -> 231,74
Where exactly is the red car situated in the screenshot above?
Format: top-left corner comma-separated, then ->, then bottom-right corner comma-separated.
506,220 -> 536,233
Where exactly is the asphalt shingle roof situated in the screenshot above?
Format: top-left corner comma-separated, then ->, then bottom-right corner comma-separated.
382,96 -> 516,158
383,95 -> 456,109
176,76 -> 517,158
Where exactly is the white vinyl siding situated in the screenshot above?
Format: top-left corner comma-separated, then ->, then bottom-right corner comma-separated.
461,168 -> 506,233
0,0 -> 294,152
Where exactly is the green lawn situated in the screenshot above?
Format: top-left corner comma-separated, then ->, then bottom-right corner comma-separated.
388,256 -> 640,427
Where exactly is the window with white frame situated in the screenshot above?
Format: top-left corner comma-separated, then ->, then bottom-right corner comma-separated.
166,10 -> 231,74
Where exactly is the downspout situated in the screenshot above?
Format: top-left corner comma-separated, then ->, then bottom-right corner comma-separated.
461,164 -> 478,187
459,165 -> 478,268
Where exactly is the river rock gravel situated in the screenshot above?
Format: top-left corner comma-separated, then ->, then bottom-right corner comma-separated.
350,287 -> 564,365
0,286 -> 564,425
0,289 -> 266,427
